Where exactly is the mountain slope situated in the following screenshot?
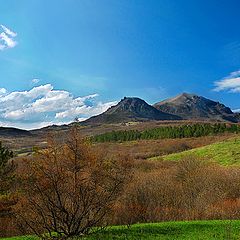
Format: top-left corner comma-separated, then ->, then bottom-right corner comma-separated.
83,97 -> 181,125
0,127 -> 31,137
235,112 -> 240,121
153,93 -> 238,123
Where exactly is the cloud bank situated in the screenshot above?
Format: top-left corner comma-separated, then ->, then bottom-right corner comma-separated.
0,84 -> 117,129
0,25 -> 17,50
214,70 -> 240,92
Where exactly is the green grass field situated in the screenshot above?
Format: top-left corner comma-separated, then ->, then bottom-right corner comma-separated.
2,220 -> 240,240
151,137 -> 240,165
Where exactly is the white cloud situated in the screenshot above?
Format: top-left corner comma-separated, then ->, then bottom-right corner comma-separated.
31,78 -> 40,84
55,100 -> 117,119
0,84 -> 117,130
214,70 -> 240,92
0,25 -> 17,37
0,25 -> 17,50
0,88 -> 7,95
233,109 -> 240,113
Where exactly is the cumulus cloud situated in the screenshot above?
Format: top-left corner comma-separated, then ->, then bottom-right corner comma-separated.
0,25 -> 17,50
0,84 -> 117,129
214,70 -> 240,92
0,88 -> 7,95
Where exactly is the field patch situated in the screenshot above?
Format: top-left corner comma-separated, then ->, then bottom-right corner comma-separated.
3,220 -> 240,240
152,137 -> 240,165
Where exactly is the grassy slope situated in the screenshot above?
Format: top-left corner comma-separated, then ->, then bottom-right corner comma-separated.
151,137 -> 240,165
3,220 -> 240,240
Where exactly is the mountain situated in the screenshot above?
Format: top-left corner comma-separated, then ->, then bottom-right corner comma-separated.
235,112 -> 240,122
83,97 -> 181,125
0,127 -> 31,137
153,93 -> 239,123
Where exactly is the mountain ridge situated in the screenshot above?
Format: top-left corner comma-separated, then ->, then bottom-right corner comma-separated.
0,93 -> 238,134
153,93 -> 238,123
82,97 -> 181,125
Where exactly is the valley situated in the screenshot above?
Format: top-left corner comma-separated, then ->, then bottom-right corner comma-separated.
2,3 -> 240,238
1,92 -> 239,157
1,93 -> 240,239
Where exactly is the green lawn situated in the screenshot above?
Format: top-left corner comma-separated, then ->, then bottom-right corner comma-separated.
151,137 -> 240,165
3,220 -> 240,240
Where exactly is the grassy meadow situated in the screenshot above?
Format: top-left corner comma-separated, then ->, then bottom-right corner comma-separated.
3,220 -> 240,240
150,137 -> 240,165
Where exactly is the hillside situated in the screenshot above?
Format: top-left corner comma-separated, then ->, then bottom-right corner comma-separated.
91,123 -> 240,143
151,136 -> 240,165
153,93 -> 238,123
83,97 -> 181,125
3,220 -> 240,240
0,127 -> 31,137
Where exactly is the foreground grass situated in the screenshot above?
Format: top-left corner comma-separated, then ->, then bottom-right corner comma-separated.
151,136 -> 240,165
3,220 -> 240,240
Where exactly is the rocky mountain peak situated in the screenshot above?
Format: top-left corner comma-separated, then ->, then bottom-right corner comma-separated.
153,93 -> 237,122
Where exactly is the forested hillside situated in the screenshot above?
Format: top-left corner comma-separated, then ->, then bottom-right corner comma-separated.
92,123 -> 240,142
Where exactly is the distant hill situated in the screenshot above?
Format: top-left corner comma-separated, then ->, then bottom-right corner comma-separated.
153,93 -> 239,123
82,97 -> 181,125
0,127 -> 31,137
31,124 -> 70,135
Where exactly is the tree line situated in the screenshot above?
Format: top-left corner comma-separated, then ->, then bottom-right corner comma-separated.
91,123 -> 240,143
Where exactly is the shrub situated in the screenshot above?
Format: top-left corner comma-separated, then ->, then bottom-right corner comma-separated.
15,127 -> 132,238
0,142 -> 17,237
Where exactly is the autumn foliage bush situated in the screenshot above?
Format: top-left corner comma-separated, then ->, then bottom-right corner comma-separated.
14,128 -> 132,238
113,156 -> 240,225
0,142 -> 17,237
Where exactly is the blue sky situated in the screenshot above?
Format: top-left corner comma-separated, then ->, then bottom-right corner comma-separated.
1,0 -> 240,129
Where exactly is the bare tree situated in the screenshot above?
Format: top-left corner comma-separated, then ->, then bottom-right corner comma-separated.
15,127 -> 132,238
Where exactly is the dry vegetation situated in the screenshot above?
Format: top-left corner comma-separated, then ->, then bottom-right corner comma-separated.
93,134 -> 235,160
112,157 -> 240,225
2,128 -> 132,238
0,120 -> 236,157
2,123 -> 240,238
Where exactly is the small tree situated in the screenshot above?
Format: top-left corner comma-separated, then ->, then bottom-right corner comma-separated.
0,142 -> 16,237
16,128 -> 132,238
0,142 -> 14,194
